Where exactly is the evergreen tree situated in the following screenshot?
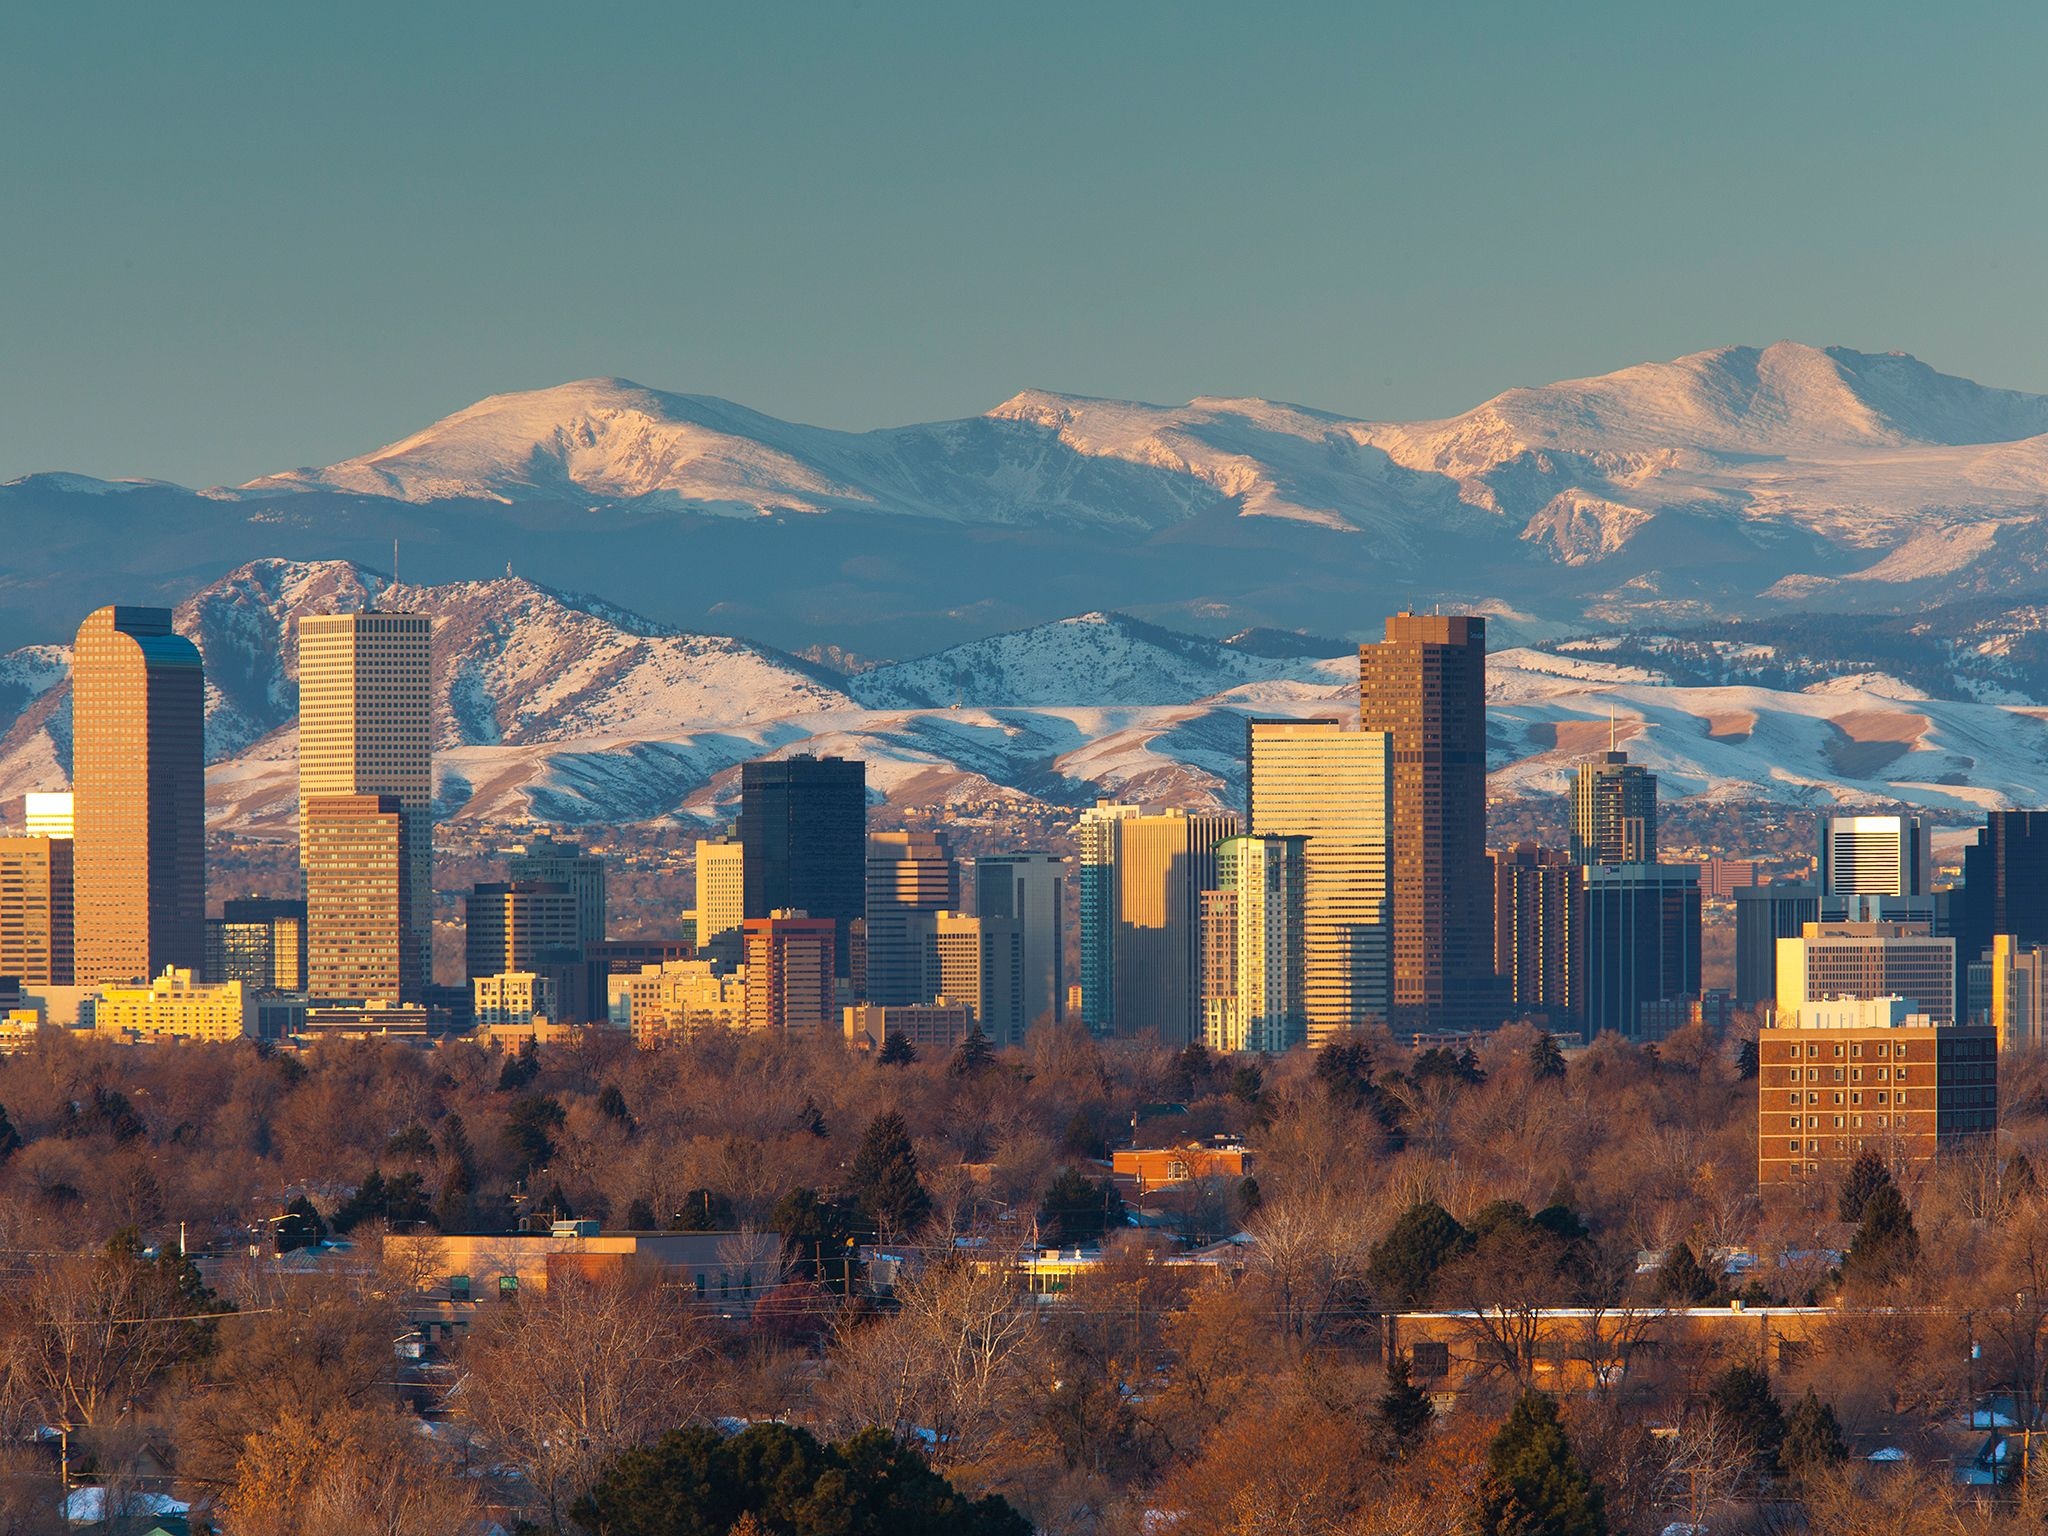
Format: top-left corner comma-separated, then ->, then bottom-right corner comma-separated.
439,1112 -> 476,1170
1366,1200 -> 1472,1306
0,1100 -> 20,1160
950,1024 -> 995,1077
1474,1390 -> 1606,1536
671,1187 -> 734,1231
1843,1182 -> 1921,1288
1375,1355 -> 1435,1457
1036,1166 -> 1124,1245
770,1187 -> 863,1292
383,1124 -> 436,1160
596,1084 -> 633,1129
1169,1042 -> 1212,1099
1736,1037 -> 1760,1080
1238,1175 -> 1262,1216
795,1095 -> 829,1138
435,1164 -> 474,1233
1528,1031 -> 1567,1080
1229,1062 -> 1265,1103
878,1033 -> 917,1065
625,1196 -> 658,1230
1837,1149 -> 1891,1223
1061,1109 -> 1105,1159
503,1094 -> 567,1181
1780,1388 -> 1849,1478
1653,1242 -> 1719,1305
497,1036 -> 540,1092
569,1422 -> 1031,1536
1707,1364 -> 1787,1469
849,1110 -> 932,1235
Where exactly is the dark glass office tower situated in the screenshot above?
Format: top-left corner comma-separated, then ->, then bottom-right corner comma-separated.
1359,612 -> 1494,1032
1960,811 -> 2048,966
739,755 -> 867,980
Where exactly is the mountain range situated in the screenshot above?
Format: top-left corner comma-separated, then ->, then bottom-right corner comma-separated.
9,342 -> 2048,658
0,559 -> 2043,831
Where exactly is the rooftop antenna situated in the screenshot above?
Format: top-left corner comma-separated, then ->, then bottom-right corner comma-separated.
1609,701 -> 1616,754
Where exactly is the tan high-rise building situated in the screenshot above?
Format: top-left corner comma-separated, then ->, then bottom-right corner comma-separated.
305,795 -> 417,1003
72,606 -> 206,984
867,831 -> 957,1005
1775,920 -> 1955,1026
1359,612 -> 1494,1032
1247,719 -> 1392,1043
298,612 -> 433,975
694,839 -> 745,958
743,911 -> 836,1032
0,837 -> 73,985
464,881 -> 581,981
1113,810 -> 1238,1045
922,909 -> 1024,1045
509,835 -> 606,953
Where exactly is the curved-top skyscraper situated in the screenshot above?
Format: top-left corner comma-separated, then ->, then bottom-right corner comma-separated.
72,606 -> 206,984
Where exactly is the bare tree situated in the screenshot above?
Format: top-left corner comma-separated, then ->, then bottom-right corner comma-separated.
455,1271 -> 714,1533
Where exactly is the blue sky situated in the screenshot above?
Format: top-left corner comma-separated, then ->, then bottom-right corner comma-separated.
2,1 -> 2042,485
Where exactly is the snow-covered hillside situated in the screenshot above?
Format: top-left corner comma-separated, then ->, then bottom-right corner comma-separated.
0,561 -> 2040,830
847,612 -> 1341,708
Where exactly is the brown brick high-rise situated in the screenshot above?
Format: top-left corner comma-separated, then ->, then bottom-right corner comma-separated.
1360,612 -> 1493,1032
72,606 -> 206,984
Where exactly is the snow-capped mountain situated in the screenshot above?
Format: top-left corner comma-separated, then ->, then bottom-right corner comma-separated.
7,342 -> 2048,657
238,344 -> 2048,558
0,559 -> 2040,831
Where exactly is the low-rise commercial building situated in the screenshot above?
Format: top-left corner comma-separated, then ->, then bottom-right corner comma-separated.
94,967 -> 253,1043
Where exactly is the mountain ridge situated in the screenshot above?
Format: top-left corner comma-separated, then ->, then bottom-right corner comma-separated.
0,559 -> 2040,831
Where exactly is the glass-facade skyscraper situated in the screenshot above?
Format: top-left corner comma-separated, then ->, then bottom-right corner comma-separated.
738,754 -> 867,980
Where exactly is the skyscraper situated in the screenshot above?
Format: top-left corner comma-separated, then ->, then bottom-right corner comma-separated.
1775,920 -> 1955,1025
974,853 -> 1068,1030
1077,801 -> 1139,1037
1200,833 -> 1307,1054
1569,749 -> 1657,865
509,834 -> 607,953
298,612 -> 433,976
72,606 -> 206,984
743,911 -> 837,1031
923,910 -> 1025,1045
1359,612 -> 1493,1032
1490,843 -> 1577,1025
865,830 -> 957,1005
0,836 -> 73,986
1112,809 -> 1239,1045
1820,814 -> 1930,922
464,881 -> 581,982
1580,863 -> 1701,1040
1733,882 -> 1821,1011
1246,719 -> 1391,1042
694,838 -> 745,959
305,795 -> 417,1003
738,755 -> 866,980
205,898 -> 307,993
1958,811 -> 2048,968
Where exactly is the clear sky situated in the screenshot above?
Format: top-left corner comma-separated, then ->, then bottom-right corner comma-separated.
3,1 -> 2043,486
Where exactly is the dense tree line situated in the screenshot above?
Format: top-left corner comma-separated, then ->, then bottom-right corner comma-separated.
2,1021 -> 2048,1530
